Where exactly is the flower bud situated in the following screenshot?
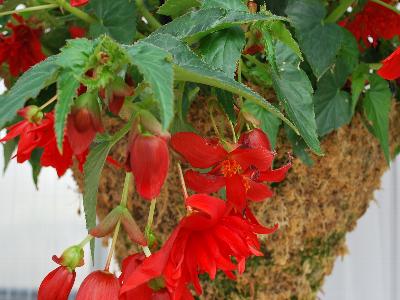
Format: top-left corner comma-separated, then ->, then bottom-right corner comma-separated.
67,92 -> 103,154
18,105 -> 43,124
121,210 -> 147,246
89,206 -> 125,238
126,133 -> 170,200
248,1 -> 258,13
76,271 -> 120,300
101,77 -> 135,115
55,245 -> 85,270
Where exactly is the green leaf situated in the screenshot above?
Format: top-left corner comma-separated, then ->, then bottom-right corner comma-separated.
57,38 -> 95,76
243,101 -> 282,148
154,8 -> 285,43
158,0 -> 200,17
216,89 -> 237,122
88,0 -> 136,43
285,0 -> 343,79
338,28 -> 359,76
83,140 -> 112,259
363,74 -> 392,163
145,33 -> 297,132
351,64 -> 369,111
285,125 -> 314,166
199,27 -> 245,78
126,42 -> 174,129
55,71 -> 80,150
29,148 -> 43,189
268,21 -> 302,60
182,83 -> 200,117
2,139 -> 17,173
271,42 -> 322,155
0,56 -> 60,128
201,0 -> 248,11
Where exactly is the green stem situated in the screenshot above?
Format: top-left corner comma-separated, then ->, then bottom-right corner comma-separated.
135,0 -> 162,31
0,3 -> 59,17
177,163 -> 188,200
120,172 -> 132,207
325,0 -> 356,23
55,0 -> 97,24
78,234 -> 93,248
371,0 -> 400,14
145,198 -> 157,237
104,172 -> 131,271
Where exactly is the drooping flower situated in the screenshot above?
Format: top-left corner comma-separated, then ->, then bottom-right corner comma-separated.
121,194 -> 274,298
38,246 -> 84,300
100,77 -> 135,115
38,266 -> 76,300
171,130 -> 288,211
76,271 -> 120,300
0,106 -> 53,163
40,134 -> 74,177
126,133 -> 170,200
377,46 -> 400,80
0,14 -> 46,76
66,92 -> 103,155
70,0 -> 89,7
339,0 -> 400,49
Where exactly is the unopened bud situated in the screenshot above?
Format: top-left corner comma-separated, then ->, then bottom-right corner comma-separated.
55,245 -> 84,270
90,206 -> 125,238
121,210 -> 147,246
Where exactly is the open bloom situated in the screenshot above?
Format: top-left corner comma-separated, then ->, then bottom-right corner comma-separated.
76,271 -> 120,300
67,92 -> 103,155
171,130 -> 290,211
126,133 -> 170,200
121,194 -> 275,298
377,46 -> 400,80
0,14 -> 46,76
339,0 -> 400,49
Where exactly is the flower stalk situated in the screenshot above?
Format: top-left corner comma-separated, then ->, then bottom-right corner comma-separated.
0,4 -> 59,17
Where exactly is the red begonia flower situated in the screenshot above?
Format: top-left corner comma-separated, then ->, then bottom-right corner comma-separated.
66,92 -> 103,155
40,135 -> 74,177
69,26 -> 86,38
126,133 -> 170,200
0,106 -> 53,163
339,0 -> 400,49
38,266 -> 76,300
119,253 -> 179,300
100,77 -> 135,115
377,46 -> 400,80
76,271 -> 120,300
121,194 -> 270,298
70,0 -> 89,7
0,14 -> 46,76
171,131 -> 277,210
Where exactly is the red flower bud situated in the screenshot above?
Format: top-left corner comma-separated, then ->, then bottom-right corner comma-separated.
101,77 -> 135,115
90,206 -> 124,238
38,266 -> 76,300
76,271 -> 120,300
67,92 -> 103,155
126,134 -> 170,200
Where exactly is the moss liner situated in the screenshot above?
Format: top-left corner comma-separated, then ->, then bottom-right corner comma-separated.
73,101 -> 400,300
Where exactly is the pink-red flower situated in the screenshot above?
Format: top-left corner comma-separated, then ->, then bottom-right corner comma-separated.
100,77 -> 135,115
339,0 -> 400,49
69,26 -> 86,39
70,0 -> 89,7
38,266 -> 76,300
76,271 -> 120,300
126,133 -> 170,200
377,46 -> 400,80
66,92 -> 104,155
121,194 -> 276,298
0,14 -> 46,76
171,129 -> 290,211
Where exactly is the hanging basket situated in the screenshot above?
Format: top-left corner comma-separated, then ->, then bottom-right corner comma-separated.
72,101 -> 400,300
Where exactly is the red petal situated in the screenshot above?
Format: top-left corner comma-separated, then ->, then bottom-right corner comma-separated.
238,128 -> 271,151
185,194 -> 226,221
66,113 -> 97,155
377,46 -> 400,80
225,174 -> 247,211
129,134 -> 169,200
38,266 -> 76,300
244,208 -> 279,235
258,161 -> 292,182
246,180 -> 273,202
171,132 -> 227,168
230,148 -> 274,172
40,137 -> 73,177
76,271 -> 120,300
70,0 -> 89,7
184,170 -> 225,193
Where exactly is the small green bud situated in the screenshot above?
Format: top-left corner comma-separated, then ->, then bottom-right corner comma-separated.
60,245 -> 84,270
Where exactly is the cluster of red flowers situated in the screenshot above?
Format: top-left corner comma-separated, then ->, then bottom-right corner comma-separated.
339,0 -> 400,49
0,14 -> 46,77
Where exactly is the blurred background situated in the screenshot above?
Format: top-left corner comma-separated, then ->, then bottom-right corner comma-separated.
0,144 -> 398,299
